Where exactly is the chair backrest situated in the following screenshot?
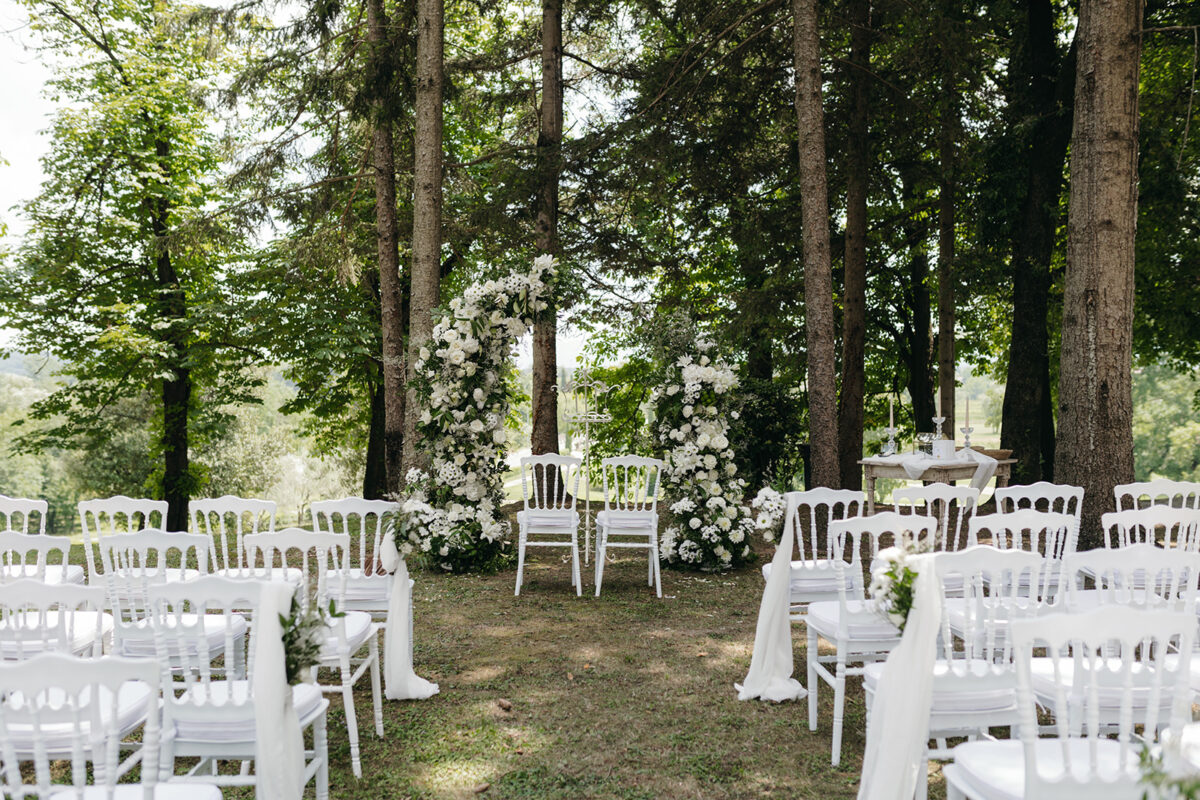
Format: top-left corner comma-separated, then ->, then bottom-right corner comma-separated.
148,577 -> 271,718
1100,507 -> 1200,550
519,455 -> 583,513
0,531 -> 75,584
601,456 -> 663,515
0,581 -> 109,661
994,482 -> 1085,518
893,485 -> 979,551
1012,607 -> 1194,796
0,495 -> 47,535
1060,544 -> 1200,613
829,511 -> 938,605
190,496 -> 277,573
100,530 -> 211,638
78,496 -> 168,579
968,510 -> 1077,559
244,528 -> 348,612
0,653 -> 161,797
781,488 -> 865,562
1114,479 -> 1200,511
311,497 -> 399,574
934,547 -> 1047,688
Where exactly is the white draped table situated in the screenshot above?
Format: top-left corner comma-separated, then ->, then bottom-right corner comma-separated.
859,451 -> 1014,512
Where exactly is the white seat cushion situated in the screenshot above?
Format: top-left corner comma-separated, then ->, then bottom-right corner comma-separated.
1029,657 -> 1176,712
171,680 -> 324,742
116,613 -> 247,658
5,682 -> 152,754
517,510 -> 579,530
761,560 -> 854,597
807,600 -> 900,641
50,786 -> 224,800
596,511 -> 656,530
864,659 -> 1017,715
326,569 -> 390,603
0,611 -> 113,659
1,564 -> 85,585
950,738 -> 1140,800
320,610 -> 375,657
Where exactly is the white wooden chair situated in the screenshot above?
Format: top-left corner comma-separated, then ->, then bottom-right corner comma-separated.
594,456 -> 663,598
0,530 -> 84,585
1100,506 -> 1200,551
311,497 -> 400,619
894,485 -> 980,552
759,488 -> 864,624
0,495 -> 47,535
78,495 -> 168,581
1114,478 -> 1200,511
945,607 -> 1195,799
968,511 -> 1076,600
1058,544 -> 1200,614
864,547 -> 1046,800
148,576 -> 328,797
993,482 -> 1084,517
245,528 -> 382,778
189,496 -> 276,576
515,454 -> 583,597
0,580 -> 110,660
806,511 -> 937,766
0,653 -> 216,799
100,530 -> 234,661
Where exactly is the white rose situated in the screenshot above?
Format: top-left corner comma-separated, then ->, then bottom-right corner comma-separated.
683,405 -> 693,418
689,517 -> 701,529
492,428 -> 507,444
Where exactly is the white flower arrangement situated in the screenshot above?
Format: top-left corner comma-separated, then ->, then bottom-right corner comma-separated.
653,342 -> 756,571
866,542 -> 924,631
750,486 -> 787,541
390,255 -> 557,572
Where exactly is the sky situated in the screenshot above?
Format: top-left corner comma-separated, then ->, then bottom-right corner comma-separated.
0,0 -> 588,369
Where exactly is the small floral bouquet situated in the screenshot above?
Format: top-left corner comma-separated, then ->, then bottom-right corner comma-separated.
1141,737 -> 1200,799
867,541 -> 925,632
280,596 -> 345,685
751,487 -> 788,542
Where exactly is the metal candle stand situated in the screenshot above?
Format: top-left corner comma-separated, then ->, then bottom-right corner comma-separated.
561,372 -> 616,566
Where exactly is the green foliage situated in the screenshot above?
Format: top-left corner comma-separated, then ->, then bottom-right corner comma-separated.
280,595 -> 345,685
1133,365 -> 1200,483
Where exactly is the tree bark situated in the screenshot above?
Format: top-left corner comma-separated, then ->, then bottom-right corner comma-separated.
363,378 -> 388,499
792,0 -> 840,488
404,0 -> 443,475
151,137 -> 189,532
531,0 -> 563,456
1001,0 -> 1077,484
900,173 -> 935,433
937,48 -> 959,437
1056,0 -> 1142,548
368,0 -> 407,494
836,0 -> 869,490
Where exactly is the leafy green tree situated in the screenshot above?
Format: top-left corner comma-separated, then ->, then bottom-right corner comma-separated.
0,0 -> 258,529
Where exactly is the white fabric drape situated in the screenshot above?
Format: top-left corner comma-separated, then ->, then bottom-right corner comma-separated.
861,450 -> 998,492
254,582 -> 305,800
380,536 -> 440,701
735,497 -> 807,702
856,554 -> 940,800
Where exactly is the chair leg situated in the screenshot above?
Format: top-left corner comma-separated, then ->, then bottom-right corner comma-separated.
314,708 -> 330,800
916,752 -> 929,800
514,528 -> 526,596
571,533 -> 582,597
647,542 -> 654,586
807,627 -> 819,732
652,535 -> 662,598
370,633 -> 384,737
594,528 -> 606,598
831,650 -> 847,767
341,655 -> 363,778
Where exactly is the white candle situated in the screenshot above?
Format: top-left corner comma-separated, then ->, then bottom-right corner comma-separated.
889,397 -> 894,428
935,391 -> 941,418
965,397 -> 970,429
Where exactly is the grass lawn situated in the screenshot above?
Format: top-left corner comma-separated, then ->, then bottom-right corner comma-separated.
322,550 -> 897,800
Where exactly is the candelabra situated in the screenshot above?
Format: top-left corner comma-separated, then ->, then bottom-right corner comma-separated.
960,423 -> 974,449
562,370 -> 616,566
882,426 -> 899,456
932,416 -> 946,439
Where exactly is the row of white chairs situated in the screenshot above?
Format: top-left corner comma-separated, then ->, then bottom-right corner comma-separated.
0,526 -> 384,779
0,576 -> 332,798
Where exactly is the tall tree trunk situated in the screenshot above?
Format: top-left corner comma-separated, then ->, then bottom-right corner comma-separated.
1057,0 -> 1142,548
792,0 -> 840,488
1001,0 -> 1077,483
151,139 -> 189,532
531,0 -> 563,456
837,0 -> 869,490
404,0 -> 443,474
368,0 -> 407,494
363,378 -> 388,499
937,43 -> 959,437
901,174 -> 935,433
